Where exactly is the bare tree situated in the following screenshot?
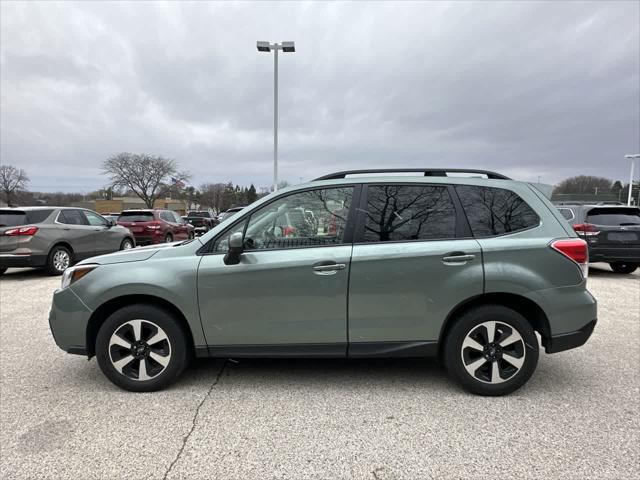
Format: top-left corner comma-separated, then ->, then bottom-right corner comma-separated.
554,176 -> 612,195
199,183 -> 226,213
102,153 -> 189,208
0,164 -> 29,206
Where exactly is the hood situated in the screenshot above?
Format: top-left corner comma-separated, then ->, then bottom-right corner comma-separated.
77,239 -> 202,266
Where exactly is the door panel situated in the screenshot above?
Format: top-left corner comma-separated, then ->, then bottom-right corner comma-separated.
83,210 -> 119,255
56,210 -> 95,259
197,246 -> 352,347
348,239 -> 483,343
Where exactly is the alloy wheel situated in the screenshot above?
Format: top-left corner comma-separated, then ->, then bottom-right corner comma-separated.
108,319 -> 172,381
461,321 -> 526,384
53,250 -> 70,272
122,239 -> 133,250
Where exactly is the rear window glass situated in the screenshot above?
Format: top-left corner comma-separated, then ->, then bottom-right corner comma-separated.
586,208 -> 640,226
189,212 -> 209,217
119,212 -> 154,222
0,209 -> 53,226
456,186 -> 540,237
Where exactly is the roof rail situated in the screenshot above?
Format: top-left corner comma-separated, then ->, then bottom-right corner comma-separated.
313,168 -> 511,181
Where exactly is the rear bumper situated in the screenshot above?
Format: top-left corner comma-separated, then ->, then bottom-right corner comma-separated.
131,234 -> 163,246
0,253 -> 47,268
543,319 -> 597,353
588,246 -> 640,263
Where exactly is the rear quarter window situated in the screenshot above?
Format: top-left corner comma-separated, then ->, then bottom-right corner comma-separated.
456,185 -> 540,237
557,208 -> 575,221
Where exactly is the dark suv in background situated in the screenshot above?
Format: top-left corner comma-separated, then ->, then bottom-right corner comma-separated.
117,209 -> 194,245
0,207 -> 134,275
183,210 -> 218,235
556,203 -> 640,273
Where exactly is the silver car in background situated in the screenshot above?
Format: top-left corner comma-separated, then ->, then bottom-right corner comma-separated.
0,207 -> 135,275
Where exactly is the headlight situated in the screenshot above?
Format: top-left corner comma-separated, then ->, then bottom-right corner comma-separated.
61,265 -> 98,289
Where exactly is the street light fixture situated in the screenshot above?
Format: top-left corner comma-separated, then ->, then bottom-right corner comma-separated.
625,154 -> 640,206
256,40 -> 296,192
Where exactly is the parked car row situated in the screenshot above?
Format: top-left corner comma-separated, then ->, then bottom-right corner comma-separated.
554,203 -> 640,274
0,207 -> 197,275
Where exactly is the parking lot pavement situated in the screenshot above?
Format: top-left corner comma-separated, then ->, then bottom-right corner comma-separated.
0,264 -> 638,480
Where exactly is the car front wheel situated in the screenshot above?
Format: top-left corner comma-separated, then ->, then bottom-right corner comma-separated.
95,304 -> 189,392
610,262 -> 638,274
443,305 -> 539,396
165,233 -> 173,243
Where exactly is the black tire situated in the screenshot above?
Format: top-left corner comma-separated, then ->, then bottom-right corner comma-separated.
0,267 -> 7,275
120,238 -> 135,250
95,304 -> 189,392
45,245 -> 72,276
443,305 -> 539,396
165,233 -> 173,243
188,231 -> 195,239
610,262 -> 638,274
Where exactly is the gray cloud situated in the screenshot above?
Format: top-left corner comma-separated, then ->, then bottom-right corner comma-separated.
1,1 -> 638,192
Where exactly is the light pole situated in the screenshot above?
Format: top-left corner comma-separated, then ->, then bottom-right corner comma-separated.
625,154 -> 640,206
257,40 -> 295,192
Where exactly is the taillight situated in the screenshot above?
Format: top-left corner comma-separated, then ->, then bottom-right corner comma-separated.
551,238 -> 589,278
4,226 -> 39,236
146,221 -> 162,230
572,223 -> 599,236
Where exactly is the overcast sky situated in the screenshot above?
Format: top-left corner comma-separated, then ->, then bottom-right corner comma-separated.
1,1 -> 639,193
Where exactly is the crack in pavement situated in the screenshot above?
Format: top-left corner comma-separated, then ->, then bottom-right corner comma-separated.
162,360 -> 229,480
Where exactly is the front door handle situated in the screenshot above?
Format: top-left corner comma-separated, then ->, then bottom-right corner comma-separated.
442,253 -> 476,264
313,262 -> 346,275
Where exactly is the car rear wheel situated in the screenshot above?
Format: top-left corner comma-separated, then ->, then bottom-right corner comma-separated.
96,304 -> 189,392
165,233 -> 173,243
45,245 -> 72,275
610,262 -> 638,274
443,305 -> 539,396
120,238 -> 134,250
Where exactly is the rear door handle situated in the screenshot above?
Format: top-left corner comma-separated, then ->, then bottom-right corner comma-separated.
442,253 -> 476,264
313,262 -> 346,275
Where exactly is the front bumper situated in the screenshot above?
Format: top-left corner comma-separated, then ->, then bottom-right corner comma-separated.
0,253 -> 47,268
49,287 -> 93,355
543,319 -> 597,353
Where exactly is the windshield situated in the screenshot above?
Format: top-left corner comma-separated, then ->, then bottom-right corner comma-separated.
118,212 -> 154,222
586,208 -> 640,226
0,209 -> 53,227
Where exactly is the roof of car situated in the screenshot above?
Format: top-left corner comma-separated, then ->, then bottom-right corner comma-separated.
0,206 -> 76,211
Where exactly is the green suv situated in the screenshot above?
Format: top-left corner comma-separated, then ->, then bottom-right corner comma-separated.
48,169 -> 597,395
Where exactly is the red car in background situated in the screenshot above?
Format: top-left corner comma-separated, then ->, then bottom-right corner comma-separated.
117,209 -> 194,246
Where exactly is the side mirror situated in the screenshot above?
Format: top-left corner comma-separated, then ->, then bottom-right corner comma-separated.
224,232 -> 244,265
107,219 -> 116,227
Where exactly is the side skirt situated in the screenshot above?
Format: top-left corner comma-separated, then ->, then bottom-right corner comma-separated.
196,341 -> 439,359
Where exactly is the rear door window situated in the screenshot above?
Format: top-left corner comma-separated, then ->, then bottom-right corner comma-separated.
586,208 -> 640,226
119,212 -> 154,222
363,185 -> 456,242
58,209 -> 88,225
456,185 -> 540,237
160,211 -> 175,223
